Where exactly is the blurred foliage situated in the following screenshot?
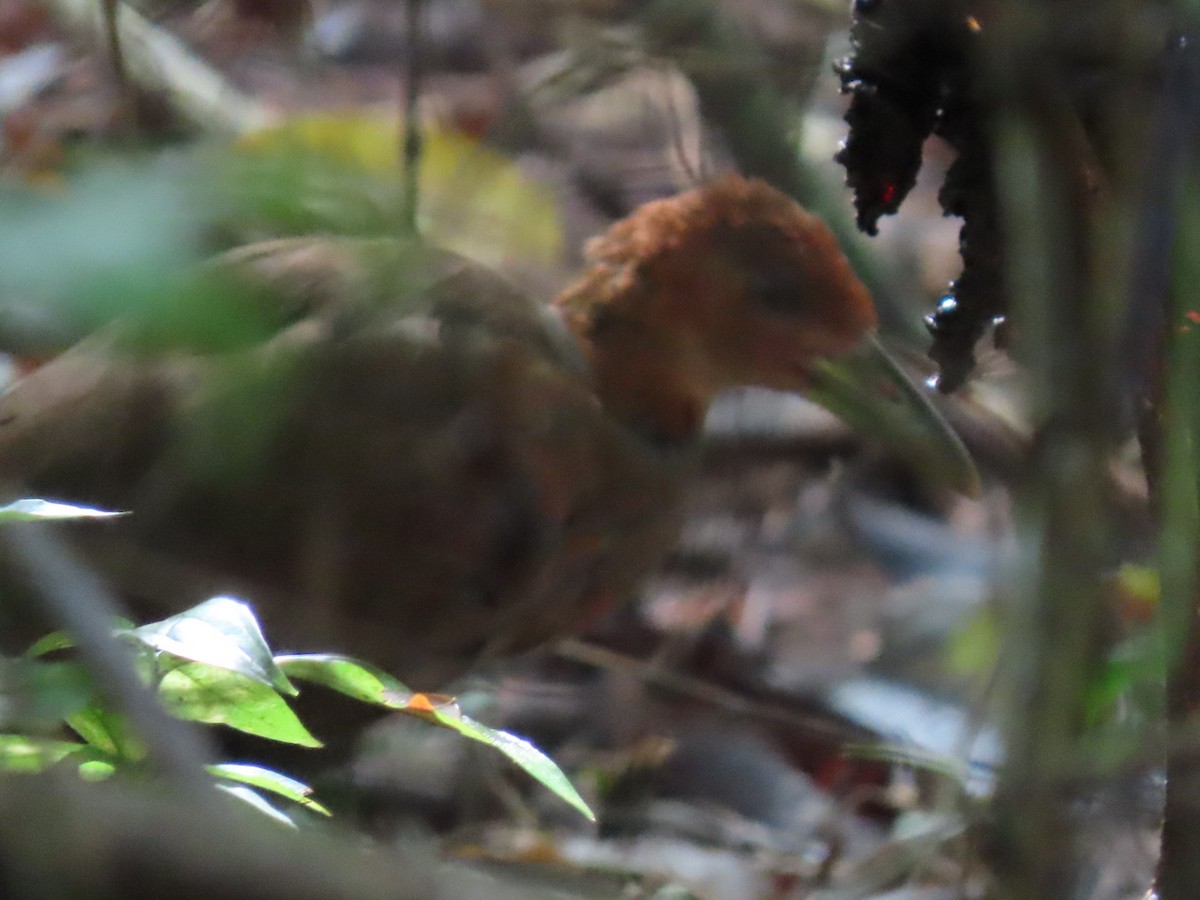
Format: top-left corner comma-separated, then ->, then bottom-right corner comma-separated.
226,114 -> 563,267
0,162 -> 278,355
945,604 -> 1000,679
0,115 -> 562,357
1156,166 -> 1200,900
1159,178 -> 1200,659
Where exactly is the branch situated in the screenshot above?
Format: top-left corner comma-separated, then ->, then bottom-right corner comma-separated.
34,0 -> 274,135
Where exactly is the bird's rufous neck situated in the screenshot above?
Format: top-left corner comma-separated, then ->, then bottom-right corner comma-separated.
553,299 -> 712,443
589,328 -> 710,443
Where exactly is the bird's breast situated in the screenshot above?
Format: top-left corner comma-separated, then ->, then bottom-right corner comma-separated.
0,309 -> 691,689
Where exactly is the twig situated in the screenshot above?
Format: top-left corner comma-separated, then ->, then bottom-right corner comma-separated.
100,0 -> 132,121
555,638 -> 867,745
657,62 -> 704,187
400,0 -> 426,235
35,0 -> 273,134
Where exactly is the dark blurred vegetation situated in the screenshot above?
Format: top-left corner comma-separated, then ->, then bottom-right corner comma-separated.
0,0 -> 1198,898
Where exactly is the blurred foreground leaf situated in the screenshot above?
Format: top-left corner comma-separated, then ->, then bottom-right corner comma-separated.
0,163 -> 285,355
0,657 -> 94,728
0,735 -> 83,772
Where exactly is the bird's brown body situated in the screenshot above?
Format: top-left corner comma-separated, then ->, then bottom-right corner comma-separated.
0,176 -> 969,687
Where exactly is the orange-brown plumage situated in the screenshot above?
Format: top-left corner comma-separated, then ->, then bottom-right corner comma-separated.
556,176 -> 877,440
0,176 -> 960,687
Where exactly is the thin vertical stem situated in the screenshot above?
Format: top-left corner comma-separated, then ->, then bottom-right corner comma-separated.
101,0 -> 136,136
981,3 -> 1129,895
1157,208 -> 1200,894
400,0 -> 426,236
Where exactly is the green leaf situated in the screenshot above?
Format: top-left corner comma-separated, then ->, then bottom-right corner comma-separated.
0,658 -> 96,730
134,597 -> 296,697
25,631 -> 76,657
0,499 -> 125,523
157,662 -> 320,747
79,759 -> 117,781
217,783 -> 300,827
1117,563 -> 1160,609
67,704 -> 145,761
275,654 -> 411,708
406,697 -> 593,821
1085,630 -> 1168,727
945,606 -> 1001,677
26,617 -> 136,659
0,163 -> 278,356
0,735 -> 82,772
208,762 -> 331,816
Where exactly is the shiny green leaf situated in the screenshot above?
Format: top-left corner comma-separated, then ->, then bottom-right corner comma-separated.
209,762 -> 330,815
157,662 -> 319,747
217,783 -> 300,827
67,704 -> 144,761
79,759 -> 117,781
405,696 -> 593,821
134,597 -> 296,696
0,499 -> 124,523
0,735 -> 82,772
275,653 -> 411,707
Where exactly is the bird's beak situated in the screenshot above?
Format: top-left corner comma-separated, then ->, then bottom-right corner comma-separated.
804,333 -> 981,497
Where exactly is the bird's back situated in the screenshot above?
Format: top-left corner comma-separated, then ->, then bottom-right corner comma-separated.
0,238 -> 688,687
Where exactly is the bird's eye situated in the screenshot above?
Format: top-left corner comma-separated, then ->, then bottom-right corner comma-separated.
723,225 -> 809,317
746,264 -> 805,316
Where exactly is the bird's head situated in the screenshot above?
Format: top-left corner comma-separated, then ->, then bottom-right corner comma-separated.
555,175 -> 978,494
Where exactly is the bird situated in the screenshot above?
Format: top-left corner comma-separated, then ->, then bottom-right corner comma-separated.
0,175 -> 976,689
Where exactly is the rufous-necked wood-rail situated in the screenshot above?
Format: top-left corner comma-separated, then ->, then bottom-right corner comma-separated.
0,175 -> 976,688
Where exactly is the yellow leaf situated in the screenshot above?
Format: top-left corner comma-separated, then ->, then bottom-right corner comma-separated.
237,113 -> 562,267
